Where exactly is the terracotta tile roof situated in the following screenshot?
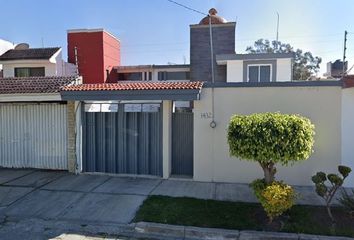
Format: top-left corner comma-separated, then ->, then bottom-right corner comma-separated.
0,76 -> 76,94
0,47 -> 60,61
62,81 -> 203,91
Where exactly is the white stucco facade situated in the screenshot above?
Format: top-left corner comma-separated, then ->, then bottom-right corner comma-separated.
226,60 -> 243,82
1,48 -> 77,78
341,87 -> 354,187
276,58 -> 292,81
217,54 -> 293,82
2,60 -> 58,77
192,86 -> 352,187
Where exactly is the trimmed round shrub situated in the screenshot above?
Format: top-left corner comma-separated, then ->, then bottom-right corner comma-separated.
227,112 -> 315,183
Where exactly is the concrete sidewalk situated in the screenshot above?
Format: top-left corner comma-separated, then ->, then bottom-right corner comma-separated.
0,168 -> 350,239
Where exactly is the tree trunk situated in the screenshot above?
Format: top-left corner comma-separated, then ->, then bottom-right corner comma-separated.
326,203 -> 336,224
260,162 -> 276,184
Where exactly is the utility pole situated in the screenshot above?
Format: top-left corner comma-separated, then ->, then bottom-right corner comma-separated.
342,30 -> 348,78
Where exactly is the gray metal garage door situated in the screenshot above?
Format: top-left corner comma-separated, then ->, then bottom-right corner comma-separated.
0,103 -> 68,169
82,103 -> 162,176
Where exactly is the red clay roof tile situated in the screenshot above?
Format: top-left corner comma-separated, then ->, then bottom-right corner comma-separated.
61,81 -> 203,91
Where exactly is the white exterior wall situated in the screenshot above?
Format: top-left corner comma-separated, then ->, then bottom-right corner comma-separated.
341,88 -> 354,187
1,48 -> 76,77
55,51 -> 63,76
162,100 -> 172,179
2,60 -> 57,77
226,60 -> 243,82
193,86 -> 345,186
0,39 -> 15,72
276,58 -> 292,81
222,57 -> 293,82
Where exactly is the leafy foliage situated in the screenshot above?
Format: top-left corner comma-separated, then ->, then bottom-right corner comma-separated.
227,112 -> 315,183
228,112 -> 314,164
312,165 -> 352,223
250,179 -> 296,222
250,178 -> 267,200
338,189 -> 354,217
246,39 -> 322,80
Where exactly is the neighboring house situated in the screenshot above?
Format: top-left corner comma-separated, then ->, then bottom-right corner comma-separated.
0,39 -> 15,77
0,76 -> 78,171
0,42 -> 78,171
115,64 -> 190,82
0,45 -> 77,78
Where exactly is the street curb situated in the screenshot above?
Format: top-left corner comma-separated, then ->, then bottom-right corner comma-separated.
133,221 -> 354,240
1,218 -> 353,240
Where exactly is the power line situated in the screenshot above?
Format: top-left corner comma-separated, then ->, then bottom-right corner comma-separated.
121,34 -> 343,48
166,0 -> 207,16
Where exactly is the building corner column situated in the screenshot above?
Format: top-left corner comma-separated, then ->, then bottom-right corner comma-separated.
162,100 -> 172,179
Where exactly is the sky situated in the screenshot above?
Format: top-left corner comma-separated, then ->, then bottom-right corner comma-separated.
1,0 -> 354,75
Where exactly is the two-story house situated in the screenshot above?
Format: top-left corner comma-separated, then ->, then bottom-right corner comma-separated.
0,45 -> 76,78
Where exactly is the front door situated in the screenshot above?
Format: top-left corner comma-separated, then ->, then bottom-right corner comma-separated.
171,109 -> 194,177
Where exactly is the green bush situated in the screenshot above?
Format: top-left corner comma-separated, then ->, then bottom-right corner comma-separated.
251,179 -> 296,222
228,112 -> 315,183
312,165 -> 352,223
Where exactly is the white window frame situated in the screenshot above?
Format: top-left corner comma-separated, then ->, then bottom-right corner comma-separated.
247,64 -> 272,82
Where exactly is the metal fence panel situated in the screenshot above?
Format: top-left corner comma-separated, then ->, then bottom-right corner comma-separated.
0,103 -> 68,169
83,104 -> 162,176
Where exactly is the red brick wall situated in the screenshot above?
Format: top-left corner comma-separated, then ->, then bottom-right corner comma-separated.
67,30 -> 120,84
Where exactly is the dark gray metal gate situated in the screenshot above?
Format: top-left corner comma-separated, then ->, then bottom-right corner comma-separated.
82,104 -> 162,176
171,112 -> 194,176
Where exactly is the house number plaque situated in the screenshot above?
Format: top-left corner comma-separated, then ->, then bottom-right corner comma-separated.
200,112 -> 213,119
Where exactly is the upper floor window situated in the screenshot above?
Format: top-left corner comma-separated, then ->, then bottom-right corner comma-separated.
118,72 -> 142,81
118,71 -> 152,81
247,65 -> 271,82
158,71 -> 190,81
14,67 -> 45,77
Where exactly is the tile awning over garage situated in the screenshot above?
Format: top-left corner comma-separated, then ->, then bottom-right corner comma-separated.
60,81 -> 204,101
0,76 -> 77,94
